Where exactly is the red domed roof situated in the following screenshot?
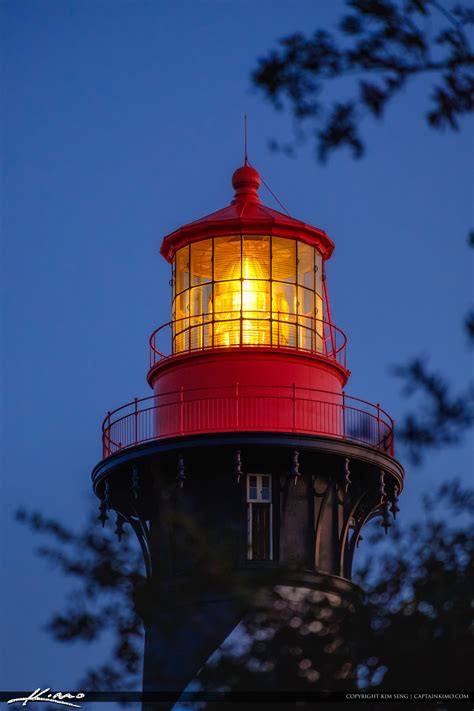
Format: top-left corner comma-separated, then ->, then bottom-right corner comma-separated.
160,164 -> 334,262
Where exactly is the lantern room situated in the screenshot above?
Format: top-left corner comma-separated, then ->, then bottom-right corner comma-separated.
172,234 -> 324,353
157,164 -> 342,362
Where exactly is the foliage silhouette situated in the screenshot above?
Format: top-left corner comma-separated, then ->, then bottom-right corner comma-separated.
252,0 -> 474,162
393,357 -> 474,464
15,508 -> 144,691
391,234 -> 473,463
16,478 -> 474,697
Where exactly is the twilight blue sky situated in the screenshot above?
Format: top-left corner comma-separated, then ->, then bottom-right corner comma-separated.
1,0 -> 473,699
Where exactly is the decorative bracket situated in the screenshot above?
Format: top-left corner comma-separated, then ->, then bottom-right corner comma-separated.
114,512 -> 125,541
97,468 -> 153,579
344,457 -> 351,492
98,492 -> 108,527
234,449 -> 243,483
292,450 -> 301,485
119,509 -> 153,579
131,465 -> 141,499
379,471 -> 391,534
177,454 -> 186,488
390,485 -> 400,519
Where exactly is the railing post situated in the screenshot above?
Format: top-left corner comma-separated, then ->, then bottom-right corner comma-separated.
236,381 -> 239,427
134,398 -> 139,445
330,323 -> 336,358
376,403 -> 381,448
292,383 -> 296,431
105,411 -> 111,457
180,386 -> 184,435
342,392 -> 345,439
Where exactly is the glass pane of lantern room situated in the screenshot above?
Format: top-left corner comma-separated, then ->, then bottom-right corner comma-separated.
173,291 -> 190,353
315,251 -> 324,353
214,236 -> 241,281
315,251 -> 323,301
242,278 -> 270,345
213,279 -> 241,347
241,278 -> 270,318
242,319 -> 270,345
189,284 -> 212,350
272,283 -> 297,348
272,237 -> 296,283
297,286 -> 314,352
242,235 -> 270,280
297,242 -> 315,291
190,239 -> 212,286
213,236 -> 242,347
175,246 -> 190,294
315,293 -> 324,354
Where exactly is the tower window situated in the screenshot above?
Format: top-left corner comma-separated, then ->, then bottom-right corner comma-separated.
246,474 -> 272,561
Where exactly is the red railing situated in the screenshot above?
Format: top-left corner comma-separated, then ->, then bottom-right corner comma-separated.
149,313 -> 347,369
101,385 -> 394,459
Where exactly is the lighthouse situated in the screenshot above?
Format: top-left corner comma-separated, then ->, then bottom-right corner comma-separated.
91,161 -> 404,697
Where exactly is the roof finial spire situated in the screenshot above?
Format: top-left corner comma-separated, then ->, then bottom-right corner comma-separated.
244,114 -> 248,166
231,163 -> 261,204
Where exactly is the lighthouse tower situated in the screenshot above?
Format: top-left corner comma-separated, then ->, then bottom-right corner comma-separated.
92,162 -> 404,696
